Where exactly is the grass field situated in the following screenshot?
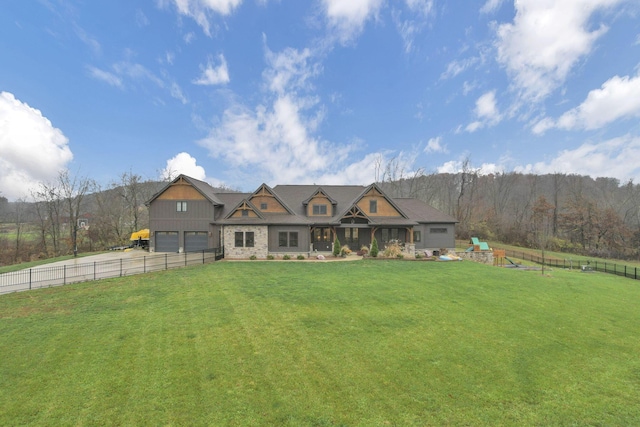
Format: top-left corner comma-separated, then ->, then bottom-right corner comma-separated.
1,260 -> 639,426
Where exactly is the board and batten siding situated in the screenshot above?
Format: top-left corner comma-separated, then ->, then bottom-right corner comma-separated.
268,225 -> 310,253
149,199 -> 216,252
422,223 -> 455,250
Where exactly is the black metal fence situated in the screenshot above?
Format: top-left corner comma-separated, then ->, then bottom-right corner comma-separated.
0,249 -> 224,294
504,250 -> 640,281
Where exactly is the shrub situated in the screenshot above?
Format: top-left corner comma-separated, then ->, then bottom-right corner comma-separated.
267,254 -> 274,260
383,242 -> 403,258
340,245 -> 352,256
370,238 -> 379,257
297,254 -> 305,260
332,236 -> 341,257
283,254 -> 291,260
360,245 -> 369,255
415,253 -> 422,259
249,255 -> 257,260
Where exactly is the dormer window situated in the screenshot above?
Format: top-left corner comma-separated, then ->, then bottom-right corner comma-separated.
312,204 -> 327,215
241,210 -> 249,217
260,203 -> 268,210
369,200 -> 377,214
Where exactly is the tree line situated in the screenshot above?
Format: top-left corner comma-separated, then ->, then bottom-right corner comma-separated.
1,164 -> 639,265
379,161 -> 640,260
0,171 -> 164,265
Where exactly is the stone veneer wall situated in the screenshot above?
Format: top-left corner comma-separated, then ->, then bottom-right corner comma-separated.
224,225 -> 268,259
455,251 -> 494,265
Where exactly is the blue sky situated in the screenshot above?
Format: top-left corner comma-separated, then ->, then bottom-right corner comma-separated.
1,0 -> 639,200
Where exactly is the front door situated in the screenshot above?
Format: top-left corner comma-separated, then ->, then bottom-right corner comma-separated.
344,227 -> 360,249
313,227 -> 332,251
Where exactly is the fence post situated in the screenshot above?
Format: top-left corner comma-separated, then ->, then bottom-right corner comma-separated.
94,262 -> 97,281
29,269 -> 32,290
185,251 -> 188,266
165,253 -> 168,270
120,259 -> 123,277
64,265 -> 67,285
144,256 -> 146,273
202,250 -> 205,264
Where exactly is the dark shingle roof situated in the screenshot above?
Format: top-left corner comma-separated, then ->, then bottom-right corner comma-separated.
393,198 -> 458,223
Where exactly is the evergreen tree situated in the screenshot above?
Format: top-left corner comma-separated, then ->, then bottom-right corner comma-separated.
333,236 -> 341,257
370,237 -> 379,257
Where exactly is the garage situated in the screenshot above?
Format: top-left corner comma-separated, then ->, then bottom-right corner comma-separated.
155,231 -> 179,252
185,231 -> 209,252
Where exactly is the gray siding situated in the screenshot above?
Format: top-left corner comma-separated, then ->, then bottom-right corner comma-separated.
422,223 -> 455,249
149,200 -> 216,251
268,225 -> 310,253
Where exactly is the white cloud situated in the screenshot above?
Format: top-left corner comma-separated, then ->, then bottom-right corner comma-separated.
495,0 -> 622,102
465,90 -> 501,132
161,152 -> 207,181
322,0 -> 383,44
394,0 -> 434,53
263,45 -> 319,94
0,92 -> 73,200
424,137 -> 448,154
113,61 -> 165,87
193,54 -> 230,85
515,135 -> 640,182
86,66 -> 123,88
170,82 -> 188,104
196,44 -> 391,186
533,71 -> 640,133
441,57 -> 479,80
136,9 -> 150,27
480,0 -> 505,14
165,0 -> 243,35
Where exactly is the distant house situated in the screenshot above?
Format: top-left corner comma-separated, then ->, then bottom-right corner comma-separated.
147,174 -> 457,258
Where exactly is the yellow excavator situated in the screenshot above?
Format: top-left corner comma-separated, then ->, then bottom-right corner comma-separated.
130,228 -> 150,249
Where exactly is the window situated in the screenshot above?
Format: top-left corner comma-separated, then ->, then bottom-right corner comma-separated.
279,231 -> 299,247
241,210 -> 249,217
370,200 -> 377,214
177,201 -> 187,212
312,204 -> 327,215
235,231 -> 255,247
430,227 -> 448,234
260,203 -> 268,210
413,230 -> 421,242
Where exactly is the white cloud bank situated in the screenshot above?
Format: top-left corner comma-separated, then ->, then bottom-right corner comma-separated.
0,92 -> 73,200
533,70 -> 640,133
466,90 -> 501,132
515,135 -> 640,182
495,0 -> 623,102
197,44 -> 390,186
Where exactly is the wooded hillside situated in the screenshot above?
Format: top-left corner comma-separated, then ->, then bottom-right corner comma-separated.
380,170 -> 640,260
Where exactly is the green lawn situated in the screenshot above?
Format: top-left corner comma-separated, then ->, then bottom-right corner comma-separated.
1,260 -> 639,426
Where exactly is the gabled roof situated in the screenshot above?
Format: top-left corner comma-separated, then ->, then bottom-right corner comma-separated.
250,183 -> 295,214
224,198 -> 265,220
333,182 -> 409,221
302,187 -> 338,206
146,174 -> 224,206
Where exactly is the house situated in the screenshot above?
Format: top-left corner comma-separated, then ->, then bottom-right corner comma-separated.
147,174 -> 458,258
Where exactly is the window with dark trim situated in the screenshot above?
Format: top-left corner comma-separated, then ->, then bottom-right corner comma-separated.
177,201 -> 187,212
260,203 -> 268,210
413,230 -> 421,242
430,227 -> 448,234
370,200 -> 377,214
235,231 -> 255,247
312,204 -> 327,215
241,210 -> 249,217
279,231 -> 298,247
245,232 -> 254,247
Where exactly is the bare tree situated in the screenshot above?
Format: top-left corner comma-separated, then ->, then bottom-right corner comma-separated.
59,170 -> 94,256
